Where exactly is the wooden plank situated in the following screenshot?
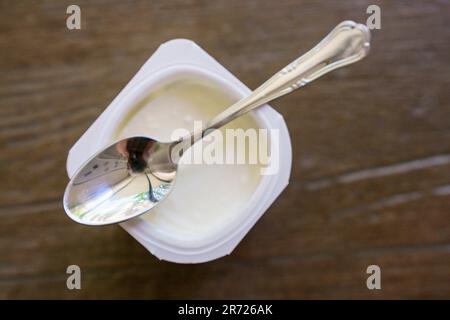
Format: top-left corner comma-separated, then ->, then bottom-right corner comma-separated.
0,0 -> 449,299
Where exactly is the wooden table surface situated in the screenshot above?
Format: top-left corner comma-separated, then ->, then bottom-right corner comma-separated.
0,0 -> 449,299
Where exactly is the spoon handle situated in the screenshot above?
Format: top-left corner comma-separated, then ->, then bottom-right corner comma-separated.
177,21 -> 370,155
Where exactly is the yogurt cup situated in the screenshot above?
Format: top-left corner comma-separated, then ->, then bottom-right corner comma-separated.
66,39 -> 292,263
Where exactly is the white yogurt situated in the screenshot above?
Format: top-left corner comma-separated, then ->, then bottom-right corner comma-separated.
112,77 -> 264,248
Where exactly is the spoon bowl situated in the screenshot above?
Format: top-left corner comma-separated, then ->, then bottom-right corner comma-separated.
63,136 -> 178,225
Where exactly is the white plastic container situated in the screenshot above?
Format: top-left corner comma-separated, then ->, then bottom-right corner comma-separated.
66,39 -> 292,263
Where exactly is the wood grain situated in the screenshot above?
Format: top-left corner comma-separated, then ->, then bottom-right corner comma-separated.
0,0 -> 449,299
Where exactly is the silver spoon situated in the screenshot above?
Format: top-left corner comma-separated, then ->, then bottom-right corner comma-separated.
64,20 -> 370,225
